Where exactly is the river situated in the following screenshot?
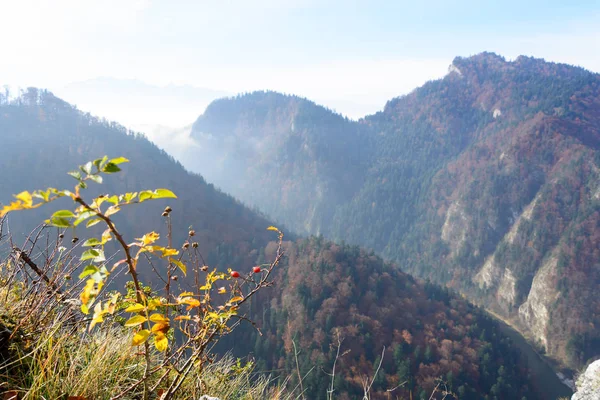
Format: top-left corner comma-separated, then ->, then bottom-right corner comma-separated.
491,315 -> 574,399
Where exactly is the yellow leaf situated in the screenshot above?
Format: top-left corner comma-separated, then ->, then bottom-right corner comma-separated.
179,291 -> 194,297
230,296 -> 244,303
0,199 -> 42,216
106,294 -> 119,314
124,303 -> 145,313
174,315 -> 191,321
218,287 -> 227,294
101,229 -> 112,244
105,205 -> 120,217
138,232 -> 160,245
124,315 -> 147,327
89,302 -> 105,331
267,226 -> 279,231
147,298 -> 163,311
149,313 -> 168,323
171,258 -> 187,275
207,312 -> 220,321
160,248 -> 179,257
151,322 -> 169,334
155,333 -> 168,352
132,329 -> 151,346
80,278 -> 96,311
178,297 -> 201,309
15,191 -> 33,207
153,188 -> 177,199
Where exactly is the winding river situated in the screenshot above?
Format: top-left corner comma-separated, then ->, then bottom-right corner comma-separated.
492,316 -> 574,399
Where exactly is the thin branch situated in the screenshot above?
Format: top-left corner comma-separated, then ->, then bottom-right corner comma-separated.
327,332 -> 344,400
292,340 -> 305,400
12,246 -> 61,294
363,346 -> 385,400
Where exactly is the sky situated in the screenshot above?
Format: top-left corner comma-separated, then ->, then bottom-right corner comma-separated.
0,0 -> 599,129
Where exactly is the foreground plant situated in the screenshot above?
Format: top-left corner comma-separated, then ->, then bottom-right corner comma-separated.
0,156 -> 284,400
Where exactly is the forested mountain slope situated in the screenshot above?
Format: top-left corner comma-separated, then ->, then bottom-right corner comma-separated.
188,53 -> 600,369
0,89 -> 545,398
0,88 -> 273,272
228,237 -> 540,399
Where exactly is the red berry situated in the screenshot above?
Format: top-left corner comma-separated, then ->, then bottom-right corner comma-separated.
230,271 -> 240,278
253,266 -> 261,273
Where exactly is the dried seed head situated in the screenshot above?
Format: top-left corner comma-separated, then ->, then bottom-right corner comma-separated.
192,242 -> 199,248
189,230 -> 195,237
201,265 -> 209,272
182,242 -> 190,249
72,237 -> 79,244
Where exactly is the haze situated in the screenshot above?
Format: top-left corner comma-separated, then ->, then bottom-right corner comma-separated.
1,0 -> 598,129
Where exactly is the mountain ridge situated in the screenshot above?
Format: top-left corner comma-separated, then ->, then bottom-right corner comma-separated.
184,52 -> 600,370
0,87 -> 550,398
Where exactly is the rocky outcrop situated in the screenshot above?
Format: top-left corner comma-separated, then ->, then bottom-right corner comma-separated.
518,250 -> 561,351
572,360 -> 600,400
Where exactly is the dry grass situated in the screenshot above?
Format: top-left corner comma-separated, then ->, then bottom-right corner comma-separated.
0,229 -> 284,400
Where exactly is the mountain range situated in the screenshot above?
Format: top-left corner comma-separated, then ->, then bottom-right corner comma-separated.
0,85 -> 553,398
181,52 -> 600,372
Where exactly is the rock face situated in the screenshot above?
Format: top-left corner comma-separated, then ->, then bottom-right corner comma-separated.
572,360 -> 600,400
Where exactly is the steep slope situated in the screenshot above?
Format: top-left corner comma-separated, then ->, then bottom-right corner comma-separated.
185,53 -> 600,369
227,237 -> 542,399
190,91 -> 370,234
0,89 -> 546,398
0,88 -> 274,271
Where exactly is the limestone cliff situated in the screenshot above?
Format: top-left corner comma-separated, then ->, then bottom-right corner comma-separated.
572,360 -> 600,400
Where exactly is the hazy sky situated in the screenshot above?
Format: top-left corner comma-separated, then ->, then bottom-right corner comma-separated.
1,0 -> 599,126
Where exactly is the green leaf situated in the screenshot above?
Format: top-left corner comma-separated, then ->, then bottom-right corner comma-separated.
105,205 -> 120,217
79,265 -> 99,279
80,249 -> 100,261
153,189 -> 177,199
105,195 -> 119,205
90,271 -> 103,283
102,162 -> 121,174
79,181 -> 87,189
81,161 -> 93,175
124,315 -> 147,327
109,157 -> 129,165
73,210 -> 96,227
93,156 -> 108,169
86,218 -> 103,228
68,171 -> 82,180
52,210 -> 75,219
48,217 -> 71,228
89,174 -> 103,184
138,191 -> 153,202
82,238 -> 101,247
93,249 -> 106,262
32,189 -> 51,202
123,192 -> 137,203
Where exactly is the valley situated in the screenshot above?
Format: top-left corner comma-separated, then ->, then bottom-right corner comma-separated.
1,52 -> 598,399
177,53 -> 600,375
